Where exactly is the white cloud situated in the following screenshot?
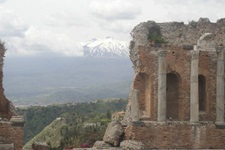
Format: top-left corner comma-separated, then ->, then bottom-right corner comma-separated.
0,7 -> 28,37
151,0 -> 225,23
0,18 -> 83,57
44,11 -> 90,28
89,0 -> 141,21
0,0 -> 6,3
98,20 -> 133,33
22,27 -> 83,57
0,7 -> 83,57
2,0 -> 225,57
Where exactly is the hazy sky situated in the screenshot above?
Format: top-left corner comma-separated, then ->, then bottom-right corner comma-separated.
1,0 -> 225,57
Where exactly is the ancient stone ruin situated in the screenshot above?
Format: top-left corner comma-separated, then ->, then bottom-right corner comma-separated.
89,18 -> 225,150
119,18 -> 225,149
0,41 -> 24,150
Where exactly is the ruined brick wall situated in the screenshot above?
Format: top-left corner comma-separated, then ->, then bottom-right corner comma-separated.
10,125 -> 24,150
124,18 -> 225,123
121,18 -> 225,149
129,45 -> 218,122
132,46 -> 158,120
32,142 -> 50,150
125,121 -> 225,149
198,51 -> 217,121
0,42 -> 14,120
0,42 -> 23,150
165,46 -> 191,121
0,122 -> 23,150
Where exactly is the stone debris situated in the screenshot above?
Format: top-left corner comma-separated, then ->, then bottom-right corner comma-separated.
92,141 -> 111,149
111,111 -> 125,122
0,143 -> 14,150
32,142 -> 50,150
103,121 -> 124,146
120,140 -> 145,150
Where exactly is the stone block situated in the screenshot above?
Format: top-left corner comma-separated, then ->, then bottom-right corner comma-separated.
92,141 -> 111,149
103,121 -> 124,146
120,140 -> 145,150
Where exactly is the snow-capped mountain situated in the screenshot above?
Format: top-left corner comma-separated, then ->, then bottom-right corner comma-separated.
81,37 -> 129,57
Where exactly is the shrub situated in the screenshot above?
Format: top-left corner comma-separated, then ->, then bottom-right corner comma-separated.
147,25 -> 166,45
188,20 -> 197,28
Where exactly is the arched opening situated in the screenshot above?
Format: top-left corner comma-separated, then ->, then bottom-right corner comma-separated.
199,75 -> 206,112
166,72 -> 180,120
134,73 -> 152,118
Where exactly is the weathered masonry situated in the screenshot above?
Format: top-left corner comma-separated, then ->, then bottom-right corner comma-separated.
123,18 -> 225,149
0,42 -> 24,150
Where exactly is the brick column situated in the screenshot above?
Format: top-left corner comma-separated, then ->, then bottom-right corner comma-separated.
216,46 -> 224,125
190,47 -> 199,123
157,50 -> 167,122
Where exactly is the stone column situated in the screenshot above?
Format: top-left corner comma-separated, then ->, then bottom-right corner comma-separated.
216,46 -> 224,125
157,50 -> 167,122
190,47 -> 199,123
131,89 -> 139,121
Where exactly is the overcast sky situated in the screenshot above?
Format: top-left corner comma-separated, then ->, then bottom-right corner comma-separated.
1,0 -> 225,57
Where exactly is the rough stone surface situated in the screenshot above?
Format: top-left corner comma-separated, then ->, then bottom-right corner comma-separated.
120,18 -> 225,149
129,18 -> 225,73
120,140 -> 145,150
103,121 -> 124,146
0,42 -> 14,120
0,144 -> 14,150
0,42 -> 24,150
32,142 -> 50,150
72,148 -> 122,150
125,121 -> 225,149
125,18 -> 225,123
92,141 -> 111,149
111,111 -> 125,122
0,121 -> 23,150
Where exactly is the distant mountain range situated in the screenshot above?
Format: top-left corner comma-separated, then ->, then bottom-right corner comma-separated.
3,37 -> 133,106
81,37 -> 129,57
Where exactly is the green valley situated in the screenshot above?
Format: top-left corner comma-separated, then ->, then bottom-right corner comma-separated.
16,98 -> 128,149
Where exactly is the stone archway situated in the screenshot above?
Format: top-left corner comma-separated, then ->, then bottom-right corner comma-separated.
166,72 -> 180,120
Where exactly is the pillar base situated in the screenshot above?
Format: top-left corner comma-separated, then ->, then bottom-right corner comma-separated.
215,122 -> 225,129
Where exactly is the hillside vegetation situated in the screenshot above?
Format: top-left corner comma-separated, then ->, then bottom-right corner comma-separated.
16,98 -> 128,149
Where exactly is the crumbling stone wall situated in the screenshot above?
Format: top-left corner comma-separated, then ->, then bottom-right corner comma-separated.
125,18 -> 225,123
0,42 -> 24,150
198,51 -> 217,121
125,121 -> 225,149
0,42 -> 14,120
32,142 -> 50,150
0,121 -> 23,150
121,18 -> 225,149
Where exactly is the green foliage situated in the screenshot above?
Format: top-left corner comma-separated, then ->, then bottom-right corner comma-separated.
17,98 -> 128,149
188,20 -> 197,28
147,25 -> 166,45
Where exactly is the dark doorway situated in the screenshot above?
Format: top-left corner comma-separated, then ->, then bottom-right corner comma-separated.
199,75 -> 206,111
166,73 -> 180,120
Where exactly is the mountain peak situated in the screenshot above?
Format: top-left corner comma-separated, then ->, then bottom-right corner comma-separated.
82,38 -> 129,58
